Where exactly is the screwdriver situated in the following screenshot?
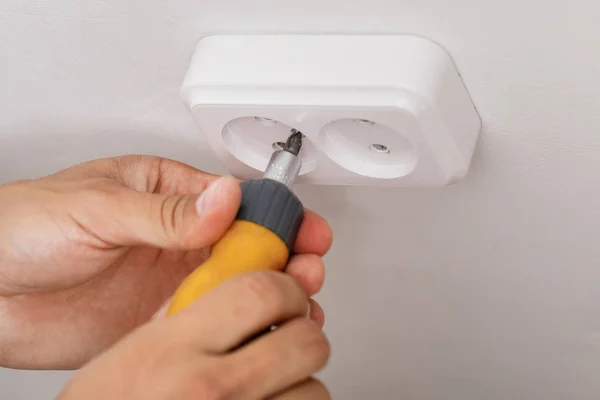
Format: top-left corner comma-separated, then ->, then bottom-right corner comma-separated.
166,130 -> 305,316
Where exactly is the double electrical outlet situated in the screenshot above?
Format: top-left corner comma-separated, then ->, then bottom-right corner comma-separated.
181,34 -> 481,187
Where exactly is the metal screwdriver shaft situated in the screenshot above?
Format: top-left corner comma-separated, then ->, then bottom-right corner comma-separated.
263,130 -> 304,188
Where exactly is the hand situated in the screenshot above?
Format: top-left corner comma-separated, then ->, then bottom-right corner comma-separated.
58,270 -> 331,399
0,155 -> 332,369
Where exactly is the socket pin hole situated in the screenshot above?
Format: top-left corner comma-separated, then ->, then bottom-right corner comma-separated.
254,116 -> 276,126
356,119 -> 375,126
370,143 -> 390,154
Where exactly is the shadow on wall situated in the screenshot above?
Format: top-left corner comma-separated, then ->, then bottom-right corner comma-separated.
0,123 -> 225,183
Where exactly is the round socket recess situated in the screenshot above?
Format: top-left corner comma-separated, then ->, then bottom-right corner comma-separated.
319,119 -> 417,179
183,34 -> 482,186
222,117 -> 317,174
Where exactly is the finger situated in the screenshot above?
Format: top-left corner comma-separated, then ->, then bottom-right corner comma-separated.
47,155 -> 222,196
294,209 -> 333,256
154,255 -> 323,322
285,254 -> 325,296
269,378 -> 331,400
112,155 -> 223,195
223,318 -> 330,399
172,271 -> 308,352
97,177 -> 241,250
308,299 -> 325,328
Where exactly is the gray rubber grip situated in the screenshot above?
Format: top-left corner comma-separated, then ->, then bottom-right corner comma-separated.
235,179 -> 304,252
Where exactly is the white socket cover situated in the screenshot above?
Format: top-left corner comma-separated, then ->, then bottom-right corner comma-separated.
181,34 -> 481,186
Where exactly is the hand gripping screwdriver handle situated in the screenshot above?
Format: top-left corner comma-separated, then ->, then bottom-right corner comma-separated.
166,131 -> 305,316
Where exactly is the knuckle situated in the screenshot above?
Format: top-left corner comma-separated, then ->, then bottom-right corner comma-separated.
295,319 -> 331,369
239,271 -> 290,310
237,271 -> 307,319
156,194 -> 191,246
143,156 -> 165,193
112,155 -> 165,192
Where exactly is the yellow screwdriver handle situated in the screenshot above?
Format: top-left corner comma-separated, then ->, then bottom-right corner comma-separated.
166,220 -> 290,316
166,179 -> 303,316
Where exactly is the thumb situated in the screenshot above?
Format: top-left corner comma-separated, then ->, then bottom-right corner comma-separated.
107,176 -> 242,250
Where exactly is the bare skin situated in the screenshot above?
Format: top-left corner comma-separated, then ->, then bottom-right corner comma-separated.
0,155 -> 333,398
59,270 -> 331,399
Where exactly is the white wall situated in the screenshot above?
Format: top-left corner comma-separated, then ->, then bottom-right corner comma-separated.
3,0 -> 600,398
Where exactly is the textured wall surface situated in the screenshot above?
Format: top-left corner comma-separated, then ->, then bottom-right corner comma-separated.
2,0 -> 600,399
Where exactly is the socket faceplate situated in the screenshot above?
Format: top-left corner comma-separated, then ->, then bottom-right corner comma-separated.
181,34 -> 481,186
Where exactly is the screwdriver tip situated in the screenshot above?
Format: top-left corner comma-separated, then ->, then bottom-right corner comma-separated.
283,129 -> 303,156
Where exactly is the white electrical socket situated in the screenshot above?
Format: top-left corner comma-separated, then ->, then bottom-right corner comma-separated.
181,34 -> 481,186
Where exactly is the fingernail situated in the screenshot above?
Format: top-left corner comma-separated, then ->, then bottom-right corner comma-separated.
196,178 -> 226,215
